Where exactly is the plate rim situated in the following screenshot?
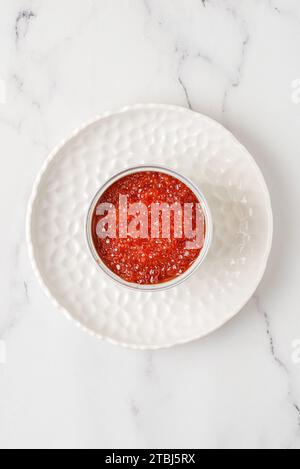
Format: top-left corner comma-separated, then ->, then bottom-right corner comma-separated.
26,103 -> 274,350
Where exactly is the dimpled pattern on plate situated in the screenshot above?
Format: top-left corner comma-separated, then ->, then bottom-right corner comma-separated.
28,104 -> 273,349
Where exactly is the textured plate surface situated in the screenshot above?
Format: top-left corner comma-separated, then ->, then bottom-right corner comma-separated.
27,104 -> 273,349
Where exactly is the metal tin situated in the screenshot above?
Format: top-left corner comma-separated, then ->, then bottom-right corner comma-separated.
86,165 -> 213,291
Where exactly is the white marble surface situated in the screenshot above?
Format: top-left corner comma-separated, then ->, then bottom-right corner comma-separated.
0,0 -> 300,450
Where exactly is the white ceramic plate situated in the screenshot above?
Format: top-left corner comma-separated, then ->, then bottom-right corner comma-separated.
27,104 -> 273,350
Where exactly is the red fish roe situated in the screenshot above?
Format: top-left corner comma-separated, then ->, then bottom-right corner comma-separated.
91,171 -> 206,285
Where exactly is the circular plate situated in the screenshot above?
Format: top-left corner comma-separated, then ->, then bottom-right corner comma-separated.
27,104 -> 273,350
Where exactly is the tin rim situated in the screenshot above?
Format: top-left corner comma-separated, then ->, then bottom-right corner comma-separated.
86,165 -> 213,292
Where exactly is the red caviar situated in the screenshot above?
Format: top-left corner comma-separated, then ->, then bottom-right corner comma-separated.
91,171 -> 205,285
